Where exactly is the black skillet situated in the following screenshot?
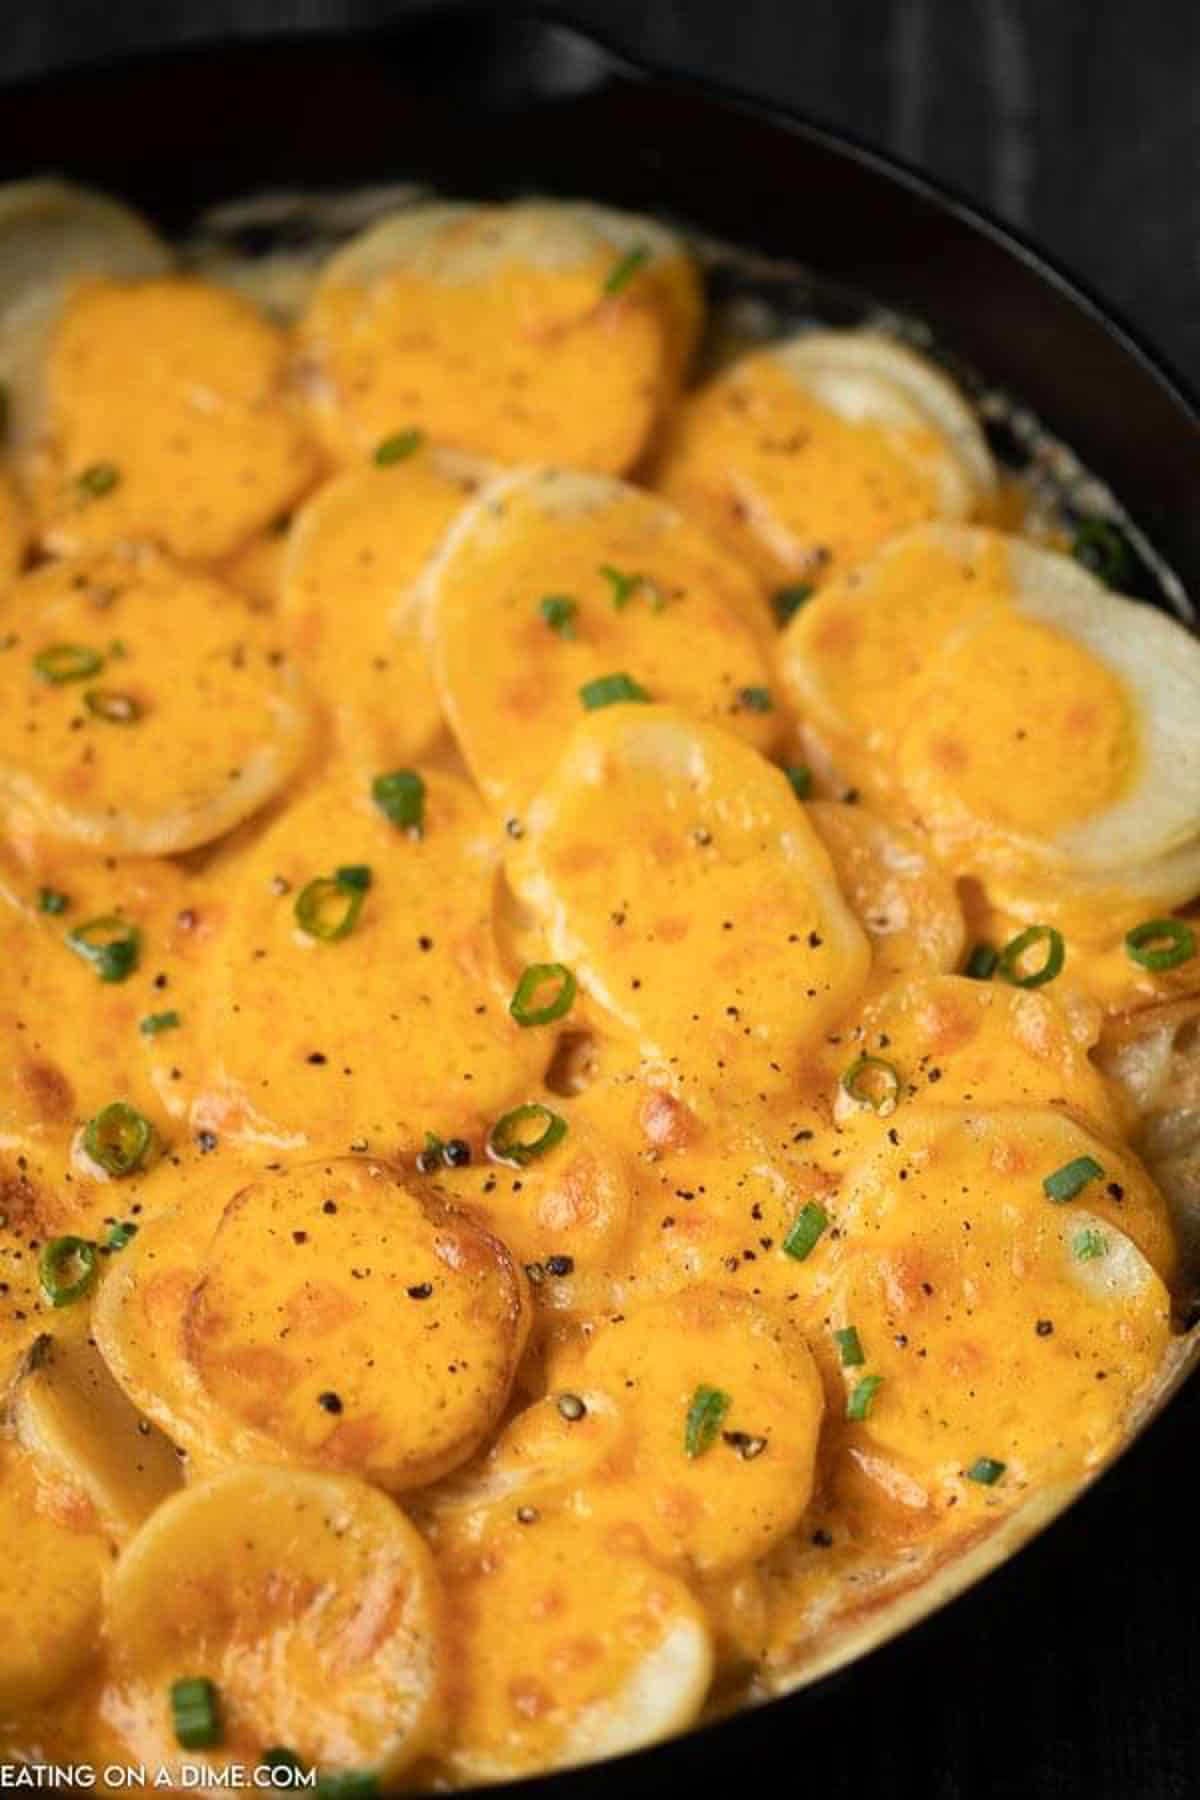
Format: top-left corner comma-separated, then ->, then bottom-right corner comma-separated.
2,11 -> 1199,1798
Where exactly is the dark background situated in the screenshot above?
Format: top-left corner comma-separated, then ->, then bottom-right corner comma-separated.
2,5 -> 1199,1799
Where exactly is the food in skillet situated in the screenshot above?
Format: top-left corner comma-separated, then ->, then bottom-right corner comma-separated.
0,180 -> 1198,1789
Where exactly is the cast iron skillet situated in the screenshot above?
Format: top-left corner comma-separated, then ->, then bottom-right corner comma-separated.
2,11 -> 1199,1797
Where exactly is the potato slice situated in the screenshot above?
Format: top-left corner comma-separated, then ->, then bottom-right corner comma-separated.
807,799 -> 965,983
0,1439 -> 109,1710
894,551 -> 1200,886
820,1105 -> 1174,1507
280,447 -> 491,768
29,276 -> 321,561
298,199 -> 701,471
10,1328 -> 181,1542
0,179 -> 170,452
193,769 -> 545,1152
507,705 -> 869,1100
838,972 -> 1125,1138
103,1465 -> 445,1778
184,1157 -> 530,1489
547,1287 -> 824,1576
0,551 -> 313,855
426,467 -> 778,817
653,332 -> 993,588
439,1512 -> 712,1782
1096,997 -> 1200,1282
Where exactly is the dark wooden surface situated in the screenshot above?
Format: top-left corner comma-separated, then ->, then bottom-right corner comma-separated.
1,5 -> 1198,1799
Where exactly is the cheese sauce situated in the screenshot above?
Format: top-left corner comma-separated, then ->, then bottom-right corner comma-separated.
0,182 -> 1197,1791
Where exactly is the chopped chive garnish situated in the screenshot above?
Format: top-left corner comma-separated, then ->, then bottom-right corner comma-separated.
833,1326 -> 864,1367
373,428 -> 423,466
1073,1227 -> 1108,1261
33,643 -> 103,684
294,871 -> 369,941
966,1456 -> 1006,1486
738,685 -> 773,713
509,962 -> 577,1027
1071,518 -> 1131,589
996,924 -> 1064,989
841,1053 -> 902,1116
372,767 -> 425,836
1125,918 -> 1195,972
684,1384 -> 731,1458
487,1102 -> 567,1167
83,1102 -> 156,1178
772,583 -> 815,626
784,764 -> 812,799
782,1201 -> 828,1262
139,1009 -> 180,1037
37,887 -> 69,916
38,1236 -> 98,1308
579,671 -> 650,710
599,564 -> 639,609
415,1130 -> 446,1174
314,1774 -> 379,1799
964,942 -> 998,980
66,915 -> 141,983
83,688 -> 142,724
1043,1154 -> 1104,1203
540,595 -> 578,638
170,1676 -> 221,1750
76,462 -> 120,498
603,242 -> 650,297
846,1374 -> 883,1422
105,1221 -> 138,1251
333,863 -> 372,893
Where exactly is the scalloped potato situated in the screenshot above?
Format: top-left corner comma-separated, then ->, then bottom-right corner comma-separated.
1,177 -> 1197,1789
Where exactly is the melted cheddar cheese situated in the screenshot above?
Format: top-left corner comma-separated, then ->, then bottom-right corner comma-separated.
0,183 -> 1197,1792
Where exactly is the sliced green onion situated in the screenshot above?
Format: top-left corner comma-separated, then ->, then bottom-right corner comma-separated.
170,1675 -> 221,1750
371,768 -> 425,835
684,1384 -> 730,1458
841,1053 -> 902,1116
314,1773 -> 379,1799
33,643 -> 103,684
36,887 -> 69,916
76,461 -> 120,498
1073,1227 -> 1108,1262
846,1374 -> 883,1422
966,1456 -> 1006,1486
599,564 -> 638,608
509,963 -> 577,1027
833,1325 -> 864,1367
738,685 -> 773,713
373,428 -> 424,466
540,595 -> 578,637
1043,1154 -> 1104,1203
1071,518 -> 1131,589
996,924 -> 1064,989
964,942 -> 998,980
603,242 -> 650,297
83,1102 -> 155,1177
66,915 -> 141,983
784,764 -> 812,800
772,583 -> 814,626
139,1009 -> 180,1037
334,863 -> 372,893
294,873 -> 368,941
39,1236 -> 98,1308
105,1221 -> 139,1251
1125,917 -> 1195,972
579,671 -> 650,710
782,1201 -> 828,1262
84,687 -> 142,724
487,1103 -> 568,1167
